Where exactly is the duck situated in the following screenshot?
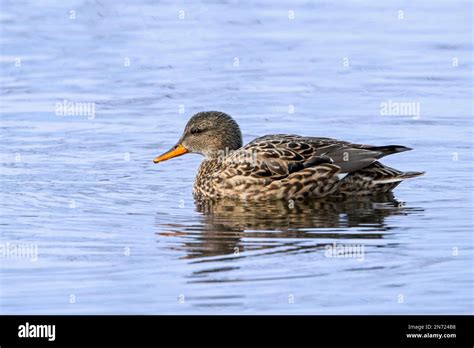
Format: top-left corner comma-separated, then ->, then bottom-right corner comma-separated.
153,111 -> 424,200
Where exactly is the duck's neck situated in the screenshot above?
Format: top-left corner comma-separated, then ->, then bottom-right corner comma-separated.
194,157 -> 223,198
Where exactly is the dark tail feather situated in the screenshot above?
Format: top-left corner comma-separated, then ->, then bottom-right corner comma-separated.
373,170 -> 425,184
368,145 -> 413,158
400,171 -> 425,179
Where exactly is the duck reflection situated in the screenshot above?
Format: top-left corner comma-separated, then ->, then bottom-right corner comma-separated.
156,194 -> 422,260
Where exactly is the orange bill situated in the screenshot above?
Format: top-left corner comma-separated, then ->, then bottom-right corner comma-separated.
153,143 -> 188,163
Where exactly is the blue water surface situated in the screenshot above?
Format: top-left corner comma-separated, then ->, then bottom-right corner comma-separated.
0,0 -> 472,314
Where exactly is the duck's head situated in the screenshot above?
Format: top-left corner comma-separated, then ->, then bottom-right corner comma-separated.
153,111 -> 243,163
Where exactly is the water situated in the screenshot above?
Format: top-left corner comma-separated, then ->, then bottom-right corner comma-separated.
0,0 -> 472,314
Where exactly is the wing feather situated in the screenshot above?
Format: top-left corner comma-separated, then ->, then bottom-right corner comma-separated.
223,135 -> 410,180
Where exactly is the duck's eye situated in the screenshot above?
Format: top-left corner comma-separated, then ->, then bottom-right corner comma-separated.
190,128 -> 204,135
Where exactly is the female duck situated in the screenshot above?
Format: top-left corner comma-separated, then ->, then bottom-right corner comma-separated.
153,111 -> 423,200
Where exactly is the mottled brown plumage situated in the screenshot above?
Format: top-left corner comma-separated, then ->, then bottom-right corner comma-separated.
154,111 -> 424,200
